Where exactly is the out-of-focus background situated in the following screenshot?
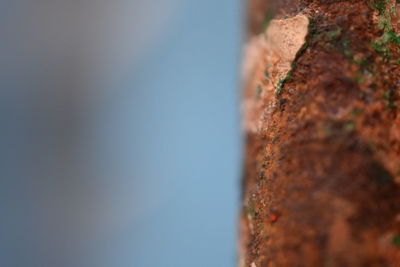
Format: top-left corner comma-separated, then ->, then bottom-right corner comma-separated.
0,1 -> 242,267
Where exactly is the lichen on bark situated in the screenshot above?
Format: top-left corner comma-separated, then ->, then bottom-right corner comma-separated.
241,1 -> 400,266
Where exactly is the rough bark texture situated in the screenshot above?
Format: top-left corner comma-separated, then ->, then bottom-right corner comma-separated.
241,1 -> 400,266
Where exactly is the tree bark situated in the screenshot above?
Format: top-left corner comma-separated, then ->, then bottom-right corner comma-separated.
241,1 -> 400,266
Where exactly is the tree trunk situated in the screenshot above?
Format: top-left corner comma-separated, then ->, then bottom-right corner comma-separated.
240,1 -> 400,266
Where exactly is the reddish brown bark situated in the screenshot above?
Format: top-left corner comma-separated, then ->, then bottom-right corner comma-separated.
241,1 -> 400,266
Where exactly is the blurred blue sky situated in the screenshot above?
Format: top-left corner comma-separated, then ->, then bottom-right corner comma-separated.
0,0 -> 243,266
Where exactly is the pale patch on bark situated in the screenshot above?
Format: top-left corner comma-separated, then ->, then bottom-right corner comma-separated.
242,14 -> 309,133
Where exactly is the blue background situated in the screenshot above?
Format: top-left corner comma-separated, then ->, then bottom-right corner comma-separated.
0,1 -> 243,266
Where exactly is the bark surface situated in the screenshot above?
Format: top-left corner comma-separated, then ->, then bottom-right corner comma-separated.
241,1 -> 400,266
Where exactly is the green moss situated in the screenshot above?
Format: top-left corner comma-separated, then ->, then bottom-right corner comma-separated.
354,57 -> 367,66
324,31 -> 353,59
344,49 -> 352,57
383,90 -> 396,109
378,14 -> 392,30
392,235 -> 400,246
275,70 -> 294,95
355,72 -> 366,84
344,121 -> 356,132
308,17 -> 318,36
351,108 -> 364,116
381,30 -> 400,44
370,162 -> 393,185
384,90 -> 391,100
275,78 -> 284,95
285,72 -> 293,81
386,103 -> 395,109
371,0 -> 388,15
371,0 -> 400,59
342,40 -> 353,57
391,2 -> 398,17
372,41 -> 392,58
297,42 -> 309,58
326,26 -> 342,41
354,61 -> 372,83
318,24 -> 357,61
